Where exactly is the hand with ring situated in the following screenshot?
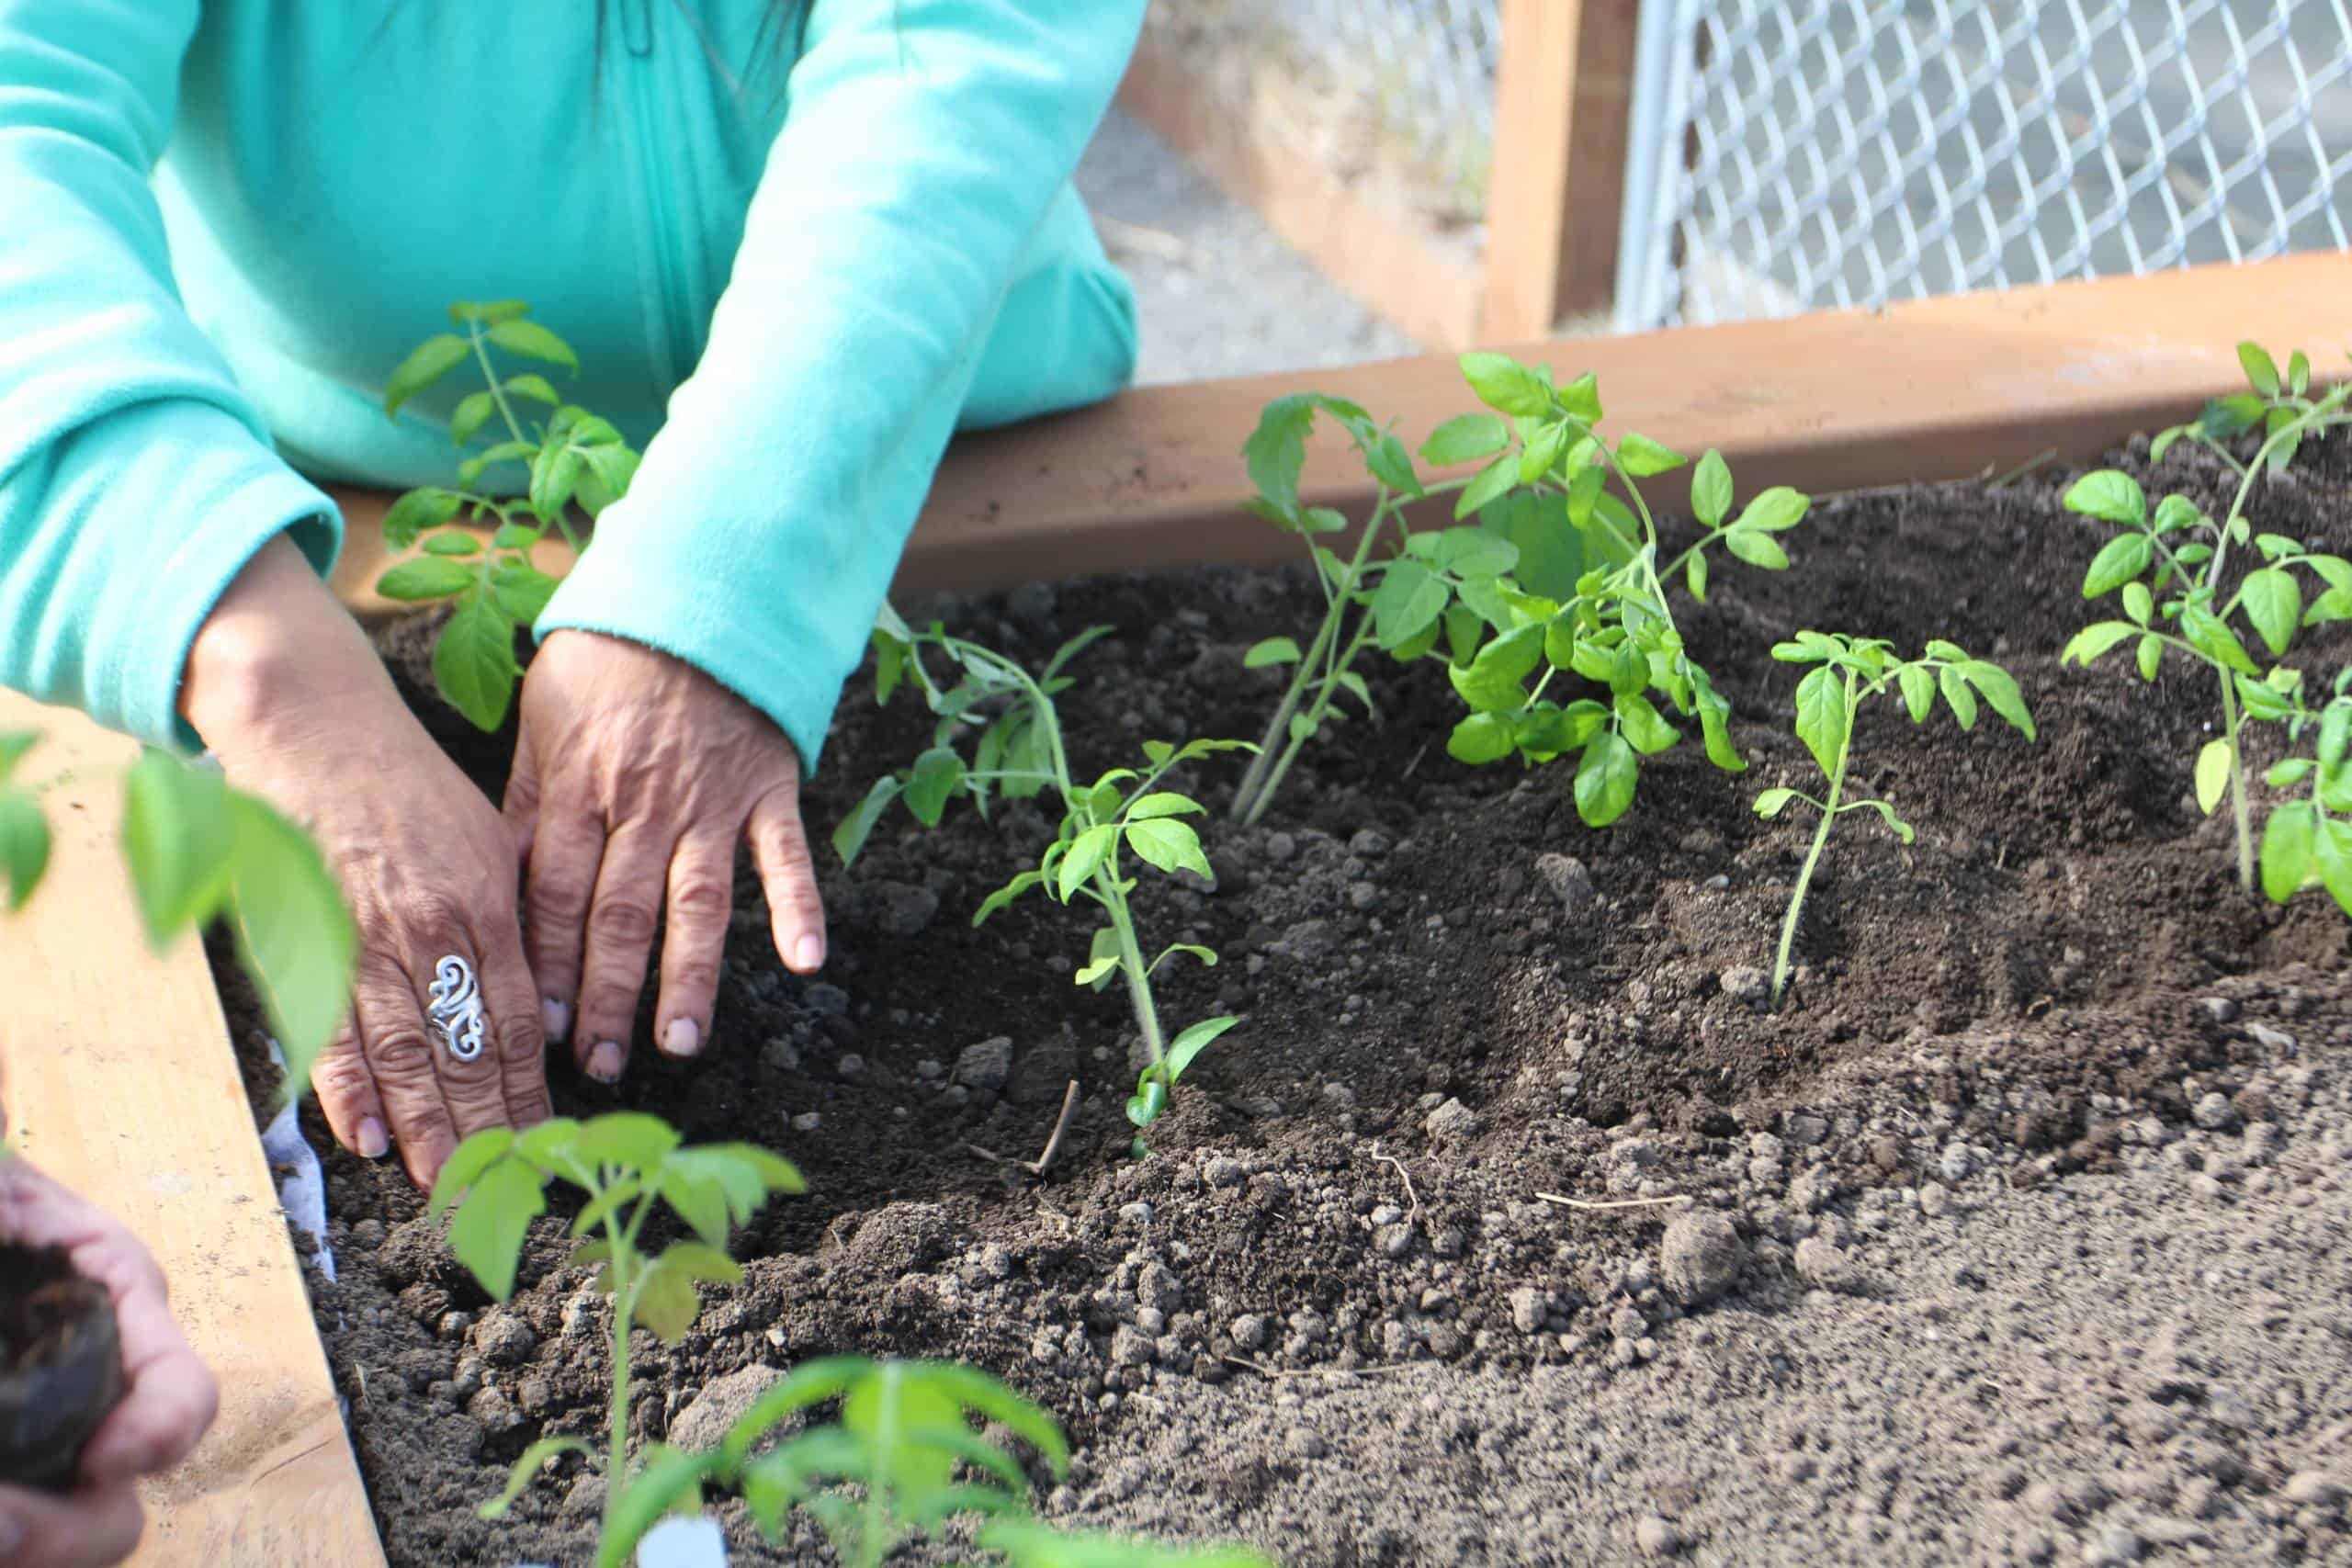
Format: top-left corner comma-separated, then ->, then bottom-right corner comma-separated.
182,540 -> 552,1187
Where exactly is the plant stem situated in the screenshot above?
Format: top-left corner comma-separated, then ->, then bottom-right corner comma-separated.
602,1260 -> 634,1548
2219,671 -> 2255,894
468,323 -> 533,448
1771,671 -> 1855,1008
1100,875 -> 1166,1085
1241,615 -> 1376,827
1232,501 -> 1391,820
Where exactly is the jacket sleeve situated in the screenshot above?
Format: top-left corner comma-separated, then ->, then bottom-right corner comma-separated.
0,0 -> 341,750
536,0 -> 1147,773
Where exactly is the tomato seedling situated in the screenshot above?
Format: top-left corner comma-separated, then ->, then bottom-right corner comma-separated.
2062,354 -> 2352,894
836,614 -> 1251,1154
1754,634 -> 2035,1007
2256,664 -> 2352,915
1432,355 -> 1808,826
1,737 -> 354,1103
432,1113 -> 804,1567
374,300 -> 643,729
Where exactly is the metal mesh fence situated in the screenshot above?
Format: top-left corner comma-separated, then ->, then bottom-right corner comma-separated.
1616,0 -> 2352,330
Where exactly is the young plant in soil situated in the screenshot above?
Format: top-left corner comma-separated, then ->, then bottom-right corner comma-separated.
2061,377 -> 2352,894
1754,633 -> 2036,1006
431,1113 -> 804,1566
835,615 -> 1251,1154
2256,664 -> 2352,915
374,300 -> 643,728
1430,356 -> 1808,825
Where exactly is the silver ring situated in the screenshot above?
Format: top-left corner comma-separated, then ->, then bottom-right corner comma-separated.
428,955 -> 488,1062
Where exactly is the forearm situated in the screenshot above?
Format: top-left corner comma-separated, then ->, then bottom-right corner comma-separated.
178,536 -> 401,757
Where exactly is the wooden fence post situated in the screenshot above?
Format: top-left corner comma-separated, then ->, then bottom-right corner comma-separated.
1483,0 -> 1642,339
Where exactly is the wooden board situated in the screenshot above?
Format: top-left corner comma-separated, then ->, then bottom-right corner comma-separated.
0,694 -> 384,1567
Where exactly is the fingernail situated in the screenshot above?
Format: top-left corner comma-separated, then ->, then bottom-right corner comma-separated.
791,933 -> 824,972
586,1042 -> 624,1083
542,998 -> 571,1043
662,1018 -> 701,1058
356,1117 -> 390,1159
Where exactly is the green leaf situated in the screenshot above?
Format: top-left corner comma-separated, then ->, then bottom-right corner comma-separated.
1685,550 -> 1708,602
1753,786 -> 1799,819
1959,661 -> 2036,740
1848,797 -> 1916,844
2064,470 -> 2146,526
831,777 -> 901,867
1057,824 -> 1118,901
477,1435 -> 594,1520
489,560 -> 559,625
1572,731 -> 1639,828
429,1131 -> 516,1219
1453,453 -> 1520,521
1732,486 -> 1809,533
2318,818 -> 2352,917
1448,623 -> 1543,714
2240,569 -> 2301,657
979,1519 -> 1274,1568
420,531 -> 480,557
904,747 -> 965,827
1617,432 -> 1686,477
572,1111 -> 683,1172
381,487 -> 464,551
972,870 -> 1044,926
2138,634 -> 2163,682
2082,533 -> 2152,598
1125,818 -> 1212,880
1364,433 -> 1420,496
1897,663 -> 1934,722
448,299 -> 531,327
448,1157 -> 547,1302
487,318 -> 579,372
1938,664 -> 1978,728
1420,413 -> 1510,466
575,445 -> 640,515
2182,604 -> 2261,675
1242,637 -> 1300,669
2260,800 -> 2316,903
2268,758 -> 2315,788
211,821 -> 349,1105
1517,420 -> 1568,485
1126,792 -> 1204,820
1790,664 -> 1849,781
1690,673 -> 1744,773
1446,712 -> 1515,764
2238,341 -> 2280,397
449,390 -> 496,446
1690,449 -> 1733,529
528,444 -> 583,523
119,751 -> 236,946
1458,352 -> 1552,418
2122,581 -> 2154,626
1241,395 -> 1317,516
1555,371 -> 1602,422
2322,703 -> 2351,768
503,373 -> 561,406
2200,393 -> 2266,440
375,556 -> 475,602
2289,348 -> 2311,396
383,333 -> 470,417
0,731 -> 35,781
434,594 -> 521,731
0,791 -> 51,912
1723,529 -> 1789,570
1164,1015 -> 1241,1083
1370,559 -> 1451,649
1614,691 -> 1679,754
2194,738 -> 2233,816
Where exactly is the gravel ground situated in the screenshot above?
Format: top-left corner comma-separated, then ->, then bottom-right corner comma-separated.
1057,1007 -> 2352,1564
1075,109 -> 1418,385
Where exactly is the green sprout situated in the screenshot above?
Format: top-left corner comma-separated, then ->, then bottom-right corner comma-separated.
375,301 -> 642,730
1,736 -> 354,1103
2062,344 -> 2350,893
835,613 -> 1251,1154
2256,665 -> 2352,914
1754,634 -> 2035,1007
431,1114 -> 804,1567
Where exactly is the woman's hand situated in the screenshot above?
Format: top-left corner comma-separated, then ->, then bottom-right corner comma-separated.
182,540 -> 551,1188
505,630 -> 826,1083
0,1156 -> 216,1568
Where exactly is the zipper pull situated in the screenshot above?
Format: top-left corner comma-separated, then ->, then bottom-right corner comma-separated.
618,0 -> 653,58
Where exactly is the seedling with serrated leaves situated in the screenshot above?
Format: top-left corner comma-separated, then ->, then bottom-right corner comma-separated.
430,1113 -> 803,1567
1,736 -> 354,1106
2256,665 -> 2352,916
375,300 -> 645,729
1432,355 -> 1810,826
834,614 -> 1251,1154
1754,634 -> 2035,1007
2062,345 -> 2351,893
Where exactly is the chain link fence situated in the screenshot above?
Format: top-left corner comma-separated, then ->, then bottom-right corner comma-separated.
1616,0 -> 2352,329
1136,0 -> 1502,226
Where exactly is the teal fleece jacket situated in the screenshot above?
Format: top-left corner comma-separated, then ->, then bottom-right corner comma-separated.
0,0 -> 1143,769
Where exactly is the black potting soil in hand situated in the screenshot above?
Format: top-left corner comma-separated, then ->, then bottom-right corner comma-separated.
0,1244 -> 125,1492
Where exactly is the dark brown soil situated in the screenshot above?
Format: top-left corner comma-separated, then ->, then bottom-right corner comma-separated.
0,1244 -> 124,1492
251,428 -> 2351,1564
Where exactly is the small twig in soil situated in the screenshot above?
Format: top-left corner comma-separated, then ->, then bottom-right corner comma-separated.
1368,1141 -> 1420,1226
1400,743 -> 1430,780
1220,1355 -> 1426,1382
1985,447 -> 2059,490
967,1079 -> 1082,1178
1535,1190 -> 1693,1213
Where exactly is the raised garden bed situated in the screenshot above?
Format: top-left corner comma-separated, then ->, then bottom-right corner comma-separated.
251,412 -> 2352,1564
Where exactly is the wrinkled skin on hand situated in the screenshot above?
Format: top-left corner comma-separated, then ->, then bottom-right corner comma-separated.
505,629 -> 827,1084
